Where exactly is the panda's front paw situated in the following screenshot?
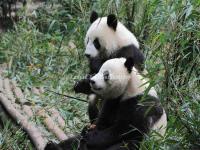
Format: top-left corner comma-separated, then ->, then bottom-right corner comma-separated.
44,141 -> 60,150
85,129 -> 98,146
85,129 -> 106,147
74,79 -> 91,94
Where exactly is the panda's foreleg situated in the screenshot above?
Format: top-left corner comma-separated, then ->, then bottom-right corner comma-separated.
84,128 -> 115,148
85,100 -> 144,148
95,98 -> 120,130
84,123 -> 125,148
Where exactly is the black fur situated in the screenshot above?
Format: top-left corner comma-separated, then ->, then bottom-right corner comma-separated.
44,135 -> 81,150
74,78 -> 92,95
85,94 -> 164,149
95,97 -> 121,130
113,44 -> 145,71
93,38 -> 101,50
88,57 -> 106,75
124,57 -> 135,73
90,11 -> 98,24
107,14 -> 118,31
103,70 -> 110,82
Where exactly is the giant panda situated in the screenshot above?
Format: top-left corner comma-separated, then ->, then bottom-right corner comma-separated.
45,58 -> 167,150
83,57 -> 167,149
84,11 -> 143,73
74,11 -> 145,123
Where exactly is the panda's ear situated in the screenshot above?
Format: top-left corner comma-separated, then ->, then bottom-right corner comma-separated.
124,57 -> 134,73
107,14 -> 117,31
90,11 -> 98,23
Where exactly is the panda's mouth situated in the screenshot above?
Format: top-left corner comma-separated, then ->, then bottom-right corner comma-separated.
91,86 -> 102,91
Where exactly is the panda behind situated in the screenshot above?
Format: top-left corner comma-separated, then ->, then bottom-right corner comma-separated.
75,11 -> 145,123
84,11 -> 143,73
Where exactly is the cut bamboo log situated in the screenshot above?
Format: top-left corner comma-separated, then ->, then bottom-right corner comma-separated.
32,87 -> 40,95
49,108 -> 65,129
11,80 -> 27,104
0,93 -> 47,150
37,109 -> 69,141
0,78 -> 3,92
3,78 -> 15,102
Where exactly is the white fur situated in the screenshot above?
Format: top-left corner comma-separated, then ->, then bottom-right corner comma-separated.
85,17 -> 139,58
152,109 -> 167,136
88,94 -> 97,103
90,58 -> 156,99
122,67 -> 158,100
90,58 -> 131,99
85,41 -> 99,57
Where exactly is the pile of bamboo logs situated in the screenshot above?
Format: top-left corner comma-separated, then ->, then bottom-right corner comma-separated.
0,64 -> 71,150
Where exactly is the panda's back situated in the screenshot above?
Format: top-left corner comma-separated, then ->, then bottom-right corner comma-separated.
117,94 -> 165,133
111,44 -> 145,71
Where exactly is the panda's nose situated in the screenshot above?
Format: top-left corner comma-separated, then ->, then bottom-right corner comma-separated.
89,79 -> 95,85
85,54 -> 91,58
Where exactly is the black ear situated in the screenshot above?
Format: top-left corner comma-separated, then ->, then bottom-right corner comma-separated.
124,57 -> 134,73
90,11 -> 98,23
107,14 -> 117,31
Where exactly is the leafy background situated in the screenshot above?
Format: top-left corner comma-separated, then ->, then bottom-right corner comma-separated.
0,0 -> 199,149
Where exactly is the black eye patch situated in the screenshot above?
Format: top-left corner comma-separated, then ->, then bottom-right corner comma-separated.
103,71 -> 110,81
93,38 -> 101,49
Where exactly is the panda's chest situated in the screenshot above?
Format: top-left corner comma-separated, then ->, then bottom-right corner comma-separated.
89,57 -> 107,73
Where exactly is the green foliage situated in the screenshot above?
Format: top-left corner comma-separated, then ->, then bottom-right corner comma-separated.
0,0 -> 199,149
0,120 -> 33,149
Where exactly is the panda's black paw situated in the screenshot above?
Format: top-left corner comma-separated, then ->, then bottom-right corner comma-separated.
84,129 -> 104,147
85,128 -> 113,148
74,79 -> 92,94
44,141 -> 61,150
81,125 -> 90,136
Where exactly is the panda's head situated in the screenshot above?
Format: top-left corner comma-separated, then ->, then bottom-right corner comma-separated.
84,11 -> 139,58
90,58 -> 135,99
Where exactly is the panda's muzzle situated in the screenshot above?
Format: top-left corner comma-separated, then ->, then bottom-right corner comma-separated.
92,86 -> 102,91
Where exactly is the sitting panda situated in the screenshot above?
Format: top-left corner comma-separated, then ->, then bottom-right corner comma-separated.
74,11 -> 145,123
45,58 -> 167,150
83,57 -> 167,149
